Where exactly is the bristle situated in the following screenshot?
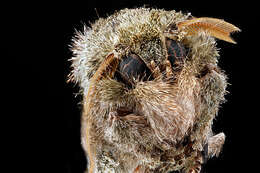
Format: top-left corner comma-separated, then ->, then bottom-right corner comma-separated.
177,17 -> 241,43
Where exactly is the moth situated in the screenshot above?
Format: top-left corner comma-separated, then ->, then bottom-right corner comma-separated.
68,8 -> 240,173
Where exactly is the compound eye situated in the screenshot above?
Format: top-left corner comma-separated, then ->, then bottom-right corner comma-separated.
115,53 -> 152,87
166,38 -> 188,71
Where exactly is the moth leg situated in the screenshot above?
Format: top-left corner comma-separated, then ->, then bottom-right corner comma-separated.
90,53 -> 119,82
148,60 -> 161,79
208,132 -> 225,157
83,53 -> 119,173
165,59 -> 174,78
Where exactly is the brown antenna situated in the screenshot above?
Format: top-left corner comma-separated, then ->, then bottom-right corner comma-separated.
177,17 -> 241,43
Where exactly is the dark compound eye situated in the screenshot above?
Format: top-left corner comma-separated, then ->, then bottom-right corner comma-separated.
115,53 -> 152,88
166,38 -> 188,71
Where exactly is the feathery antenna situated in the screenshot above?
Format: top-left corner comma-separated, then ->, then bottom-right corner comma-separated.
177,17 -> 241,43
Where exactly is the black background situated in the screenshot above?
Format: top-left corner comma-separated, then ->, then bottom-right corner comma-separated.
10,1 -> 258,173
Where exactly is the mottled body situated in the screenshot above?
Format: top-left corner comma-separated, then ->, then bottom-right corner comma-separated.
69,8 -> 239,173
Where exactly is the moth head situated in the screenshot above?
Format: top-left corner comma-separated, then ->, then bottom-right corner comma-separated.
69,8 -> 240,153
